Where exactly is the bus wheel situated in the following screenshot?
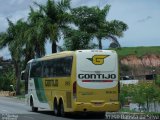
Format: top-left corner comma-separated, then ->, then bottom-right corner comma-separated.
32,106 -> 38,112
59,101 -> 65,117
30,97 -> 38,112
54,99 -> 59,116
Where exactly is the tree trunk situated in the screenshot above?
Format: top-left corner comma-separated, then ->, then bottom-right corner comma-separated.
35,44 -> 41,58
24,49 -> 34,69
98,38 -> 102,50
35,44 -> 45,58
52,41 -> 57,53
14,60 -> 20,95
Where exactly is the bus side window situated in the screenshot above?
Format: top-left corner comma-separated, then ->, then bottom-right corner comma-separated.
36,64 -> 42,77
30,61 -> 42,78
51,60 -> 56,77
41,56 -> 73,78
65,57 -> 73,76
43,61 -> 48,77
30,62 -> 36,77
56,60 -> 61,76
59,58 -> 65,76
48,60 -> 54,77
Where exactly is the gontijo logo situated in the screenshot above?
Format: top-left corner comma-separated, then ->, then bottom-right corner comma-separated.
87,55 -> 110,65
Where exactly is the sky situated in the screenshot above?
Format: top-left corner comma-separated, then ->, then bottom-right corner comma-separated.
0,0 -> 160,59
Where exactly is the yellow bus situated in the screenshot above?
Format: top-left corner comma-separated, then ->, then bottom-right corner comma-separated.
21,50 -> 120,117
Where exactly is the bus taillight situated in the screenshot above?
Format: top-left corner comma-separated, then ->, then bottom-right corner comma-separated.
73,81 -> 77,99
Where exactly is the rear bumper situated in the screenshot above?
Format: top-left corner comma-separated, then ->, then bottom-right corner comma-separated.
73,102 -> 120,112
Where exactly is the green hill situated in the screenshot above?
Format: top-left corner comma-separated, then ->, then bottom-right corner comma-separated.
111,46 -> 160,58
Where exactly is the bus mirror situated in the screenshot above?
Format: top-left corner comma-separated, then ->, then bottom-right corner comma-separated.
21,70 -> 25,81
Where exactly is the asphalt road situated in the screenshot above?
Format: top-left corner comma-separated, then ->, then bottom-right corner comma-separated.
0,97 -> 107,120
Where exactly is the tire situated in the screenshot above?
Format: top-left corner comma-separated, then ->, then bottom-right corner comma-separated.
54,100 -> 59,116
32,106 -> 38,112
30,97 -> 38,112
59,102 -> 65,117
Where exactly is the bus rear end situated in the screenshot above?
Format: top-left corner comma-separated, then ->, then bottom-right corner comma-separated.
73,50 -> 120,113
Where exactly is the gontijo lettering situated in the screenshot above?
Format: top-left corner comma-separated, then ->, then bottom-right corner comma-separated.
78,74 -> 116,79
45,79 -> 58,87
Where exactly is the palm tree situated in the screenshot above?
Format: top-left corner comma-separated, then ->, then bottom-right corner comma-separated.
71,5 -> 128,49
18,19 -> 35,68
0,19 -> 26,95
35,0 -> 71,53
26,7 -> 46,58
63,28 -> 96,50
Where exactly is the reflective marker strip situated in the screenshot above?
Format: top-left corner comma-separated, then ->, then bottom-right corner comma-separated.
82,80 -> 113,82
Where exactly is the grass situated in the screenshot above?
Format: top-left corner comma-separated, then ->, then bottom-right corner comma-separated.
110,46 -> 160,58
16,95 -> 25,99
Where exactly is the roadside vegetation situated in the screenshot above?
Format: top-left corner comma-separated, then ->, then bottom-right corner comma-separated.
0,66 -> 15,91
120,77 -> 160,112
